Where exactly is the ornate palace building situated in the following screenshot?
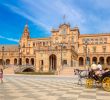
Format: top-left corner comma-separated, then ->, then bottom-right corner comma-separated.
0,23 -> 110,74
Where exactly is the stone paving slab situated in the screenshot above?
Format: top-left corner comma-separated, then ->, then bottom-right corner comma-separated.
0,75 -> 110,100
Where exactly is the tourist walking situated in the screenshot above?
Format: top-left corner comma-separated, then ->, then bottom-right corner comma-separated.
0,68 -> 3,83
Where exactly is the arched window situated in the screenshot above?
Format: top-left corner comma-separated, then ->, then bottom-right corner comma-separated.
14,58 -> 17,65
79,57 -> 84,66
6,59 -> 10,65
31,58 -> 34,65
93,46 -> 96,52
26,58 -> 29,65
107,57 -> 110,65
92,57 -> 97,64
0,59 -> 3,65
99,57 -> 104,65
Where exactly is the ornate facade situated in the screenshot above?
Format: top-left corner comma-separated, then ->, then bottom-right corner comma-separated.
0,23 -> 110,72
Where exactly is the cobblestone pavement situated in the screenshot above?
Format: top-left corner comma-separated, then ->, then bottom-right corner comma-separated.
0,75 -> 110,100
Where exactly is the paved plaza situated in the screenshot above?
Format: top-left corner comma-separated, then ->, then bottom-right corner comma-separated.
0,75 -> 110,100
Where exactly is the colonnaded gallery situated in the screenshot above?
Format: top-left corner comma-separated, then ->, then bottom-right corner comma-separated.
0,23 -> 110,74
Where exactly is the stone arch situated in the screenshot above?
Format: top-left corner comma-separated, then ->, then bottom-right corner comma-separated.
99,57 -> 104,65
26,58 -> 29,65
6,59 -> 10,65
79,57 -> 84,66
22,68 -> 35,72
106,57 -> 110,65
92,57 -> 97,64
14,58 -> 17,65
49,54 -> 57,71
0,59 -> 3,65
31,58 -> 34,65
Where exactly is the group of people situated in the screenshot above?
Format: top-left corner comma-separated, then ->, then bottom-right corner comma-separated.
90,62 -> 110,79
0,68 -> 3,83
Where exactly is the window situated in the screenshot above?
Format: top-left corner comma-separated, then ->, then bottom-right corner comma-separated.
33,42 -> 35,47
72,36 -> 74,43
40,53 -> 43,57
63,46 -> 66,49
43,42 -> 45,46
55,46 -> 58,50
63,60 -> 67,65
63,36 -> 66,39
27,49 -> 29,54
104,41 -> 107,44
95,42 -> 98,44
83,46 -> 86,53
41,60 -> 43,65
95,38 -> 98,41
102,46 -> 106,52
100,41 -> 103,44
28,42 -> 30,47
93,46 -> 96,52
55,37 -> 58,40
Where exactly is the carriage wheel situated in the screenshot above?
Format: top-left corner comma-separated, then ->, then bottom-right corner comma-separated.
102,77 -> 110,92
86,78 -> 94,88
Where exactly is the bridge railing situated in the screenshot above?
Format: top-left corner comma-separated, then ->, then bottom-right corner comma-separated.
1,64 -> 35,72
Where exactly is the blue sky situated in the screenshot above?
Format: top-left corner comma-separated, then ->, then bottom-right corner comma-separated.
0,0 -> 110,44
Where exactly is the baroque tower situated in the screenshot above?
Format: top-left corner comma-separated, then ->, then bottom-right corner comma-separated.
20,24 -> 30,48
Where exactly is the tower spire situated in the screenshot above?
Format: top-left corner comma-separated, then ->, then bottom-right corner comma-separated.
22,23 -> 30,39
24,23 -> 29,33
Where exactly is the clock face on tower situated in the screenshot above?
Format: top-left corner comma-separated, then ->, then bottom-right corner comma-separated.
60,28 -> 67,34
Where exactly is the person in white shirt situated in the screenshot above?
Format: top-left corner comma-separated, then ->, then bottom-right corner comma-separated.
95,62 -> 102,76
91,62 -> 98,70
97,62 -> 102,71
91,62 -> 102,77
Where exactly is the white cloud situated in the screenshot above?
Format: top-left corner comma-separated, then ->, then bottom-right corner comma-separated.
3,0 -> 85,30
3,0 -> 110,34
3,3 -> 51,32
0,35 -> 19,43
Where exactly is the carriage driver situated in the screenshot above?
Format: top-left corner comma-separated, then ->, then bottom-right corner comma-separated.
91,62 -> 102,76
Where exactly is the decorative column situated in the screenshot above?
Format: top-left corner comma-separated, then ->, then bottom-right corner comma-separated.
97,57 -> 100,64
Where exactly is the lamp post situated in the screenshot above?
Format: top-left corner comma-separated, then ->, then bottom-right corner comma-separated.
84,40 -> 89,69
59,42 -> 64,70
87,48 -> 90,66
85,41 -> 88,65
2,46 -> 4,69
103,46 -> 106,68
18,45 -> 21,71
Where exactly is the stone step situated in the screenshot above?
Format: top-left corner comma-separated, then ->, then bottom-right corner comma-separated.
4,66 -> 14,74
59,67 -> 74,76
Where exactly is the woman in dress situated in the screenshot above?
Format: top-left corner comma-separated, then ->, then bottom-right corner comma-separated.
0,68 -> 3,83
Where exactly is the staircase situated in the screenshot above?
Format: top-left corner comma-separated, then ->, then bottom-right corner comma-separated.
3,66 -> 14,74
59,67 -> 74,76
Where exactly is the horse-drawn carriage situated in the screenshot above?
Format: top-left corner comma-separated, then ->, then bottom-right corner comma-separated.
74,68 -> 110,92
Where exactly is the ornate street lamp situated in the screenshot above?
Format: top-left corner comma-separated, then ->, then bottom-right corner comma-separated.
59,42 -> 64,70
87,48 -> 90,66
103,46 -> 106,67
84,40 -> 90,69
85,40 -> 88,66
